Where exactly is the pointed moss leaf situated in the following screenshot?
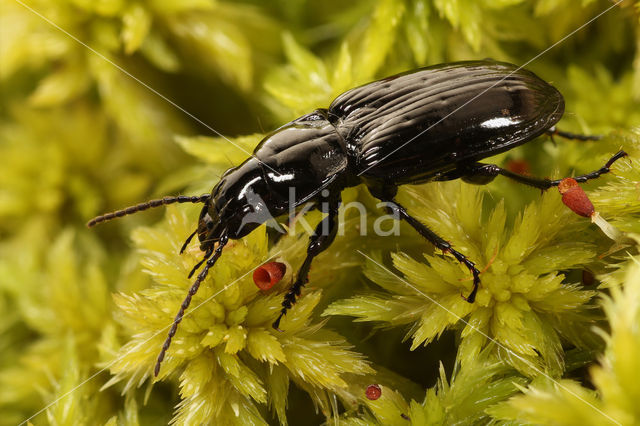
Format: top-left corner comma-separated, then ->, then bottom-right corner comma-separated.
566,66 -> 640,130
244,292 -> 283,328
224,326 -> 247,354
532,283 -> 595,313
216,348 -> 267,403
455,179 -> 483,242
323,294 -> 412,324
139,30 -> 181,72
413,357 -> 525,425
493,307 -> 564,377
483,199 -> 507,260
265,365 -> 290,425
354,0 -> 405,82
523,243 -> 596,275
119,394 -> 140,426
404,0 -> 431,64
460,307 -> 492,339
592,260 -> 640,420
362,253 -> 415,295
409,293 -> 474,349
272,291 -> 322,333
227,306 -> 248,327
90,55 -> 189,149
175,14 -> 253,90
175,135 -> 262,166
489,378 -> 610,425
179,355 -> 214,399
391,252 -> 456,294
434,0 -> 461,28
29,63 -> 90,106
173,370 -> 263,425
121,4 -> 151,54
363,386 -> 409,426
281,336 -> 373,390
263,33 -> 332,115
331,43 -> 353,95
168,334 -> 203,360
457,328 -> 488,369
503,203 -> 542,264
45,335 -> 92,425
201,324 -> 228,349
246,329 -> 286,364
147,0 -> 214,14
282,32 -> 328,89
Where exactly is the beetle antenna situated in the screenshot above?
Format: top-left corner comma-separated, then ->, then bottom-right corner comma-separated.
154,234 -> 228,377
87,194 -> 210,227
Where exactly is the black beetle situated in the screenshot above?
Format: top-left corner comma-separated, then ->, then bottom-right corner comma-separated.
88,60 -> 626,376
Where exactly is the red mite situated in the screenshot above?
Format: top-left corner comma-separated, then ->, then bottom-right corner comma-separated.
365,384 -> 382,400
557,177 -> 623,242
253,262 -> 287,291
558,178 -> 594,217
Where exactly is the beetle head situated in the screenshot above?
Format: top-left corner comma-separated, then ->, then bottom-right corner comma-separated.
197,158 -> 277,250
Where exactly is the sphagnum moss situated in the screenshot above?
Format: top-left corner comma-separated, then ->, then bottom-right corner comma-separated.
2,1 -> 640,425
325,179 -> 604,378
105,206 -> 374,424
489,241 -> 640,426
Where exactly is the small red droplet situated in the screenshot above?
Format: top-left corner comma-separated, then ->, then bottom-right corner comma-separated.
558,178 -> 594,218
253,262 -> 286,291
365,384 -> 382,400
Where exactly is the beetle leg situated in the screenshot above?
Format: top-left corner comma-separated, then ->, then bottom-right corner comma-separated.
546,127 -> 602,141
272,196 -> 341,331
462,150 -> 627,190
433,168 -> 468,182
382,200 -> 480,303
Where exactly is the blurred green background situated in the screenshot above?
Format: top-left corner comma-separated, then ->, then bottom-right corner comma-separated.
1,0 -> 640,425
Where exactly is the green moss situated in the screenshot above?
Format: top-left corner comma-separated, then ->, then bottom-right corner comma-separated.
1,1 -> 639,424
489,242 -> 640,425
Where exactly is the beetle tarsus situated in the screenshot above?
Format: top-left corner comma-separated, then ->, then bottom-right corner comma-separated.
446,246 -> 480,303
272,315 -> 284,332
461,269 -> 480,303
549,150 -> 627,186
461,150 -> 627,191
272,197 -> 340,330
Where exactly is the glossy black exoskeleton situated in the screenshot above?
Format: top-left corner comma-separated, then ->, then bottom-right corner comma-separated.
88,60 -> 626,376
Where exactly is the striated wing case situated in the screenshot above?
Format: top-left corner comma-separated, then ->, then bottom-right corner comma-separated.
328,61 -> 564,184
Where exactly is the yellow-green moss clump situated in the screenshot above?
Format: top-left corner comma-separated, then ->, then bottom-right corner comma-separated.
1,0 -> 639,424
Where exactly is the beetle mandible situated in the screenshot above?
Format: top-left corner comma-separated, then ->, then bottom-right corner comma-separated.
88,60 -> 627,376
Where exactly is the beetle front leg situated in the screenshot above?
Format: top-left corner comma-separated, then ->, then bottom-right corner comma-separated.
272,196 -> 341,331
462,150 -> 627,190
383,200 -> 480,303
